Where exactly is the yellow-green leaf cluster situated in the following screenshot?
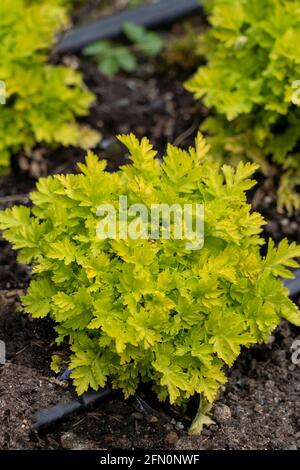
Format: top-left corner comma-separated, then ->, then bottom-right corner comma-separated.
0,0 -> 100,172
1,133 -> 300,408
185,0 -> 300,212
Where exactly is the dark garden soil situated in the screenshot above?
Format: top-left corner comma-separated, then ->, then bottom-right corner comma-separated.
0,4 -> 300,451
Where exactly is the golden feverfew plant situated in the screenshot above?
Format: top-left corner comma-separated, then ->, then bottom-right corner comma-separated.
185,0 -> 300,213
0,0 -> 100,172
1,133 -> 300,432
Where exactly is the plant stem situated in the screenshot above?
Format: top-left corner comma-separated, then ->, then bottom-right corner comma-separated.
189,394 -> 214,435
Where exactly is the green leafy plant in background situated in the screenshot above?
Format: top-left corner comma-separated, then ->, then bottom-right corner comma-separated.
185,0 -> 300,213
0,0 -> 100,172
1,133 -> 300,433
83,22 -> 163,77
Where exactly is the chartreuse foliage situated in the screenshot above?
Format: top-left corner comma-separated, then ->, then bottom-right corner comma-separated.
1,134 -> 300,433
0,0 -> 99,172
185,0 -> 300,213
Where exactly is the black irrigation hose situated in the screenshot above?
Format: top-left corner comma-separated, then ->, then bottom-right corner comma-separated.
56,0 -> 202,53
31,388 -> 162,431
32,388 -> 112,431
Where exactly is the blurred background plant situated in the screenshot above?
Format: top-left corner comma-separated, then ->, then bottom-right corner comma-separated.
185,0 -> 300,214
83,21 -> 164,77
0,0 -> 100,173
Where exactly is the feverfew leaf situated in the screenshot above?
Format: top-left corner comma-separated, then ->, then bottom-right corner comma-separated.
206,310 -> 255,366
264,239 -> 300,278
22,278 -> 55,318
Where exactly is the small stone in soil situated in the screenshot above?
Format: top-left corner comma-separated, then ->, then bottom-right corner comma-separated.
175,421 -> 185,430
164,431 -> 179,446
285,444 -> 297,450
213,404 -> 232,423
60,432 -> 95,450
254,404 -> 263,413
147,415 -> 158,424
